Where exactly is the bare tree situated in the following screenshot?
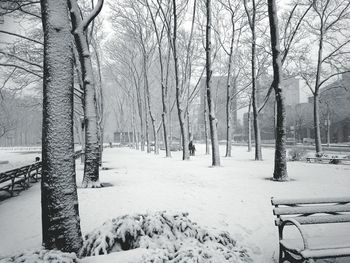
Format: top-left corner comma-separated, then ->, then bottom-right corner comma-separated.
68,0 -> 104,188
268,0 -> 288,181
145,0 -> 171,157
299,0 -> 350,155
243,0 -> 263,160
206,0 -> 220,166
40,0 -> 82,253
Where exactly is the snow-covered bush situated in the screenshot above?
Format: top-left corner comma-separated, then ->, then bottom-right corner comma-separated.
80,211 -> 252,262
0,249 -> 80,263
287,148 -> 307,161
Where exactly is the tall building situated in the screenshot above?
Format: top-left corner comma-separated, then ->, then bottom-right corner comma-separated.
283,77 -> 309,106
195,76 -> 238,141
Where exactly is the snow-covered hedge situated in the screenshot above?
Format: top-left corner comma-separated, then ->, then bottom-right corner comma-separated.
0,249 -> 80,263
80,211 -> 252,262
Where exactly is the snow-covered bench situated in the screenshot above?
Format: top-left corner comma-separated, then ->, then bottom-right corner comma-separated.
0,162 -> 41,196
306,154 -> 349,164
271,197 -> 350,263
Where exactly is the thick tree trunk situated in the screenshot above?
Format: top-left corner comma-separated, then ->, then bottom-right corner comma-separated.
69,0 -> 101,188
40,0 -> 82,253
206,0 -> 220,166
173,0 -> 189,160
268,0 -> 288,181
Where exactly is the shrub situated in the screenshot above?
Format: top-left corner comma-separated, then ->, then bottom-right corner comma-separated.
0,250 -> 80,263
288,148 -> 307,161
80,211 -> 252,263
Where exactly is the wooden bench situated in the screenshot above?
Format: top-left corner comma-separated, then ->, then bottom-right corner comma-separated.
272,197 -> 350,263
0,162 -> 42,196
306,155 -> 349,164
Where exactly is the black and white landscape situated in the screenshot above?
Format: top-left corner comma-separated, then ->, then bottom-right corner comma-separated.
0,0 -> 350,262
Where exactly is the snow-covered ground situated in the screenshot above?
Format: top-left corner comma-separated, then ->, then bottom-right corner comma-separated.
0,150 -> 40,172
0,145 -> 350,262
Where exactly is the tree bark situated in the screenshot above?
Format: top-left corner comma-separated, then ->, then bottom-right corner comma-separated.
40,0 -> 82,253
206,0 -> 220,166
268,0 -> 288,181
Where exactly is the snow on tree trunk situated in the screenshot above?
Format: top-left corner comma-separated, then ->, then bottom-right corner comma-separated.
268,0 -> 288,181
206,0 -> 220,166
204,88 -> 210,155
69,0 -> 103,188
40,0 -> 83,253
173,0 -> 189,161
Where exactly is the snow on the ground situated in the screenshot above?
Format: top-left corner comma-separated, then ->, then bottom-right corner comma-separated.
0,150 -> 40,172
1,145 -> 350,262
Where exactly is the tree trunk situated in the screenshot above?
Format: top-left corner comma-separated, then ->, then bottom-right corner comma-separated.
173,0 -> 189,160
314,93 -> 322,154
268,0 -> 288,181
247,97 -> 252,152
146,0 -> 171,157
40,0 -> 83,253
313,31 -> 324,154
204,89 -> 210,155
144,86 -> 151,153
225,16 -> 235,158
206,0 -> 220,166
245,0 -> 262,160
69,0 -> 101,188
136,85 -> 145,151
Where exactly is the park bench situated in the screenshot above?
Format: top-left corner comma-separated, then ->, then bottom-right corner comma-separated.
0,150 -> 93,197
0,162 -> 41,196
306,154 -> 349,164
271,197 -> 350,263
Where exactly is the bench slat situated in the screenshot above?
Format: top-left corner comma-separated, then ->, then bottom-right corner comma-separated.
301,247 -> 350,259
274,204 -> 350,215
271,197 -> 350,206
275,214 -> 350,226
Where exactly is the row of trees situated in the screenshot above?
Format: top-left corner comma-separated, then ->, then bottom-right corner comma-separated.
1,0 -> 107,253
0,0 -> 350,255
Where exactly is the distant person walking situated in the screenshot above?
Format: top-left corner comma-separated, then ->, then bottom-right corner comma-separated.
189,141 -> 196,156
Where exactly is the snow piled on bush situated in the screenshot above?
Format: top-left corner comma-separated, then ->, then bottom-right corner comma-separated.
80,211 -> 252,262
0,249 -> 80,263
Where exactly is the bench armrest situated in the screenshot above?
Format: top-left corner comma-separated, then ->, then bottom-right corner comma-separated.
280,218 -> 309,250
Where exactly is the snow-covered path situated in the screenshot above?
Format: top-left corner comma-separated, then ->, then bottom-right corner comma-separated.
1,145 -> 350,262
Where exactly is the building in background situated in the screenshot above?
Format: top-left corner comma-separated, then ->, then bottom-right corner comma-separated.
195,76 -> 238,141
